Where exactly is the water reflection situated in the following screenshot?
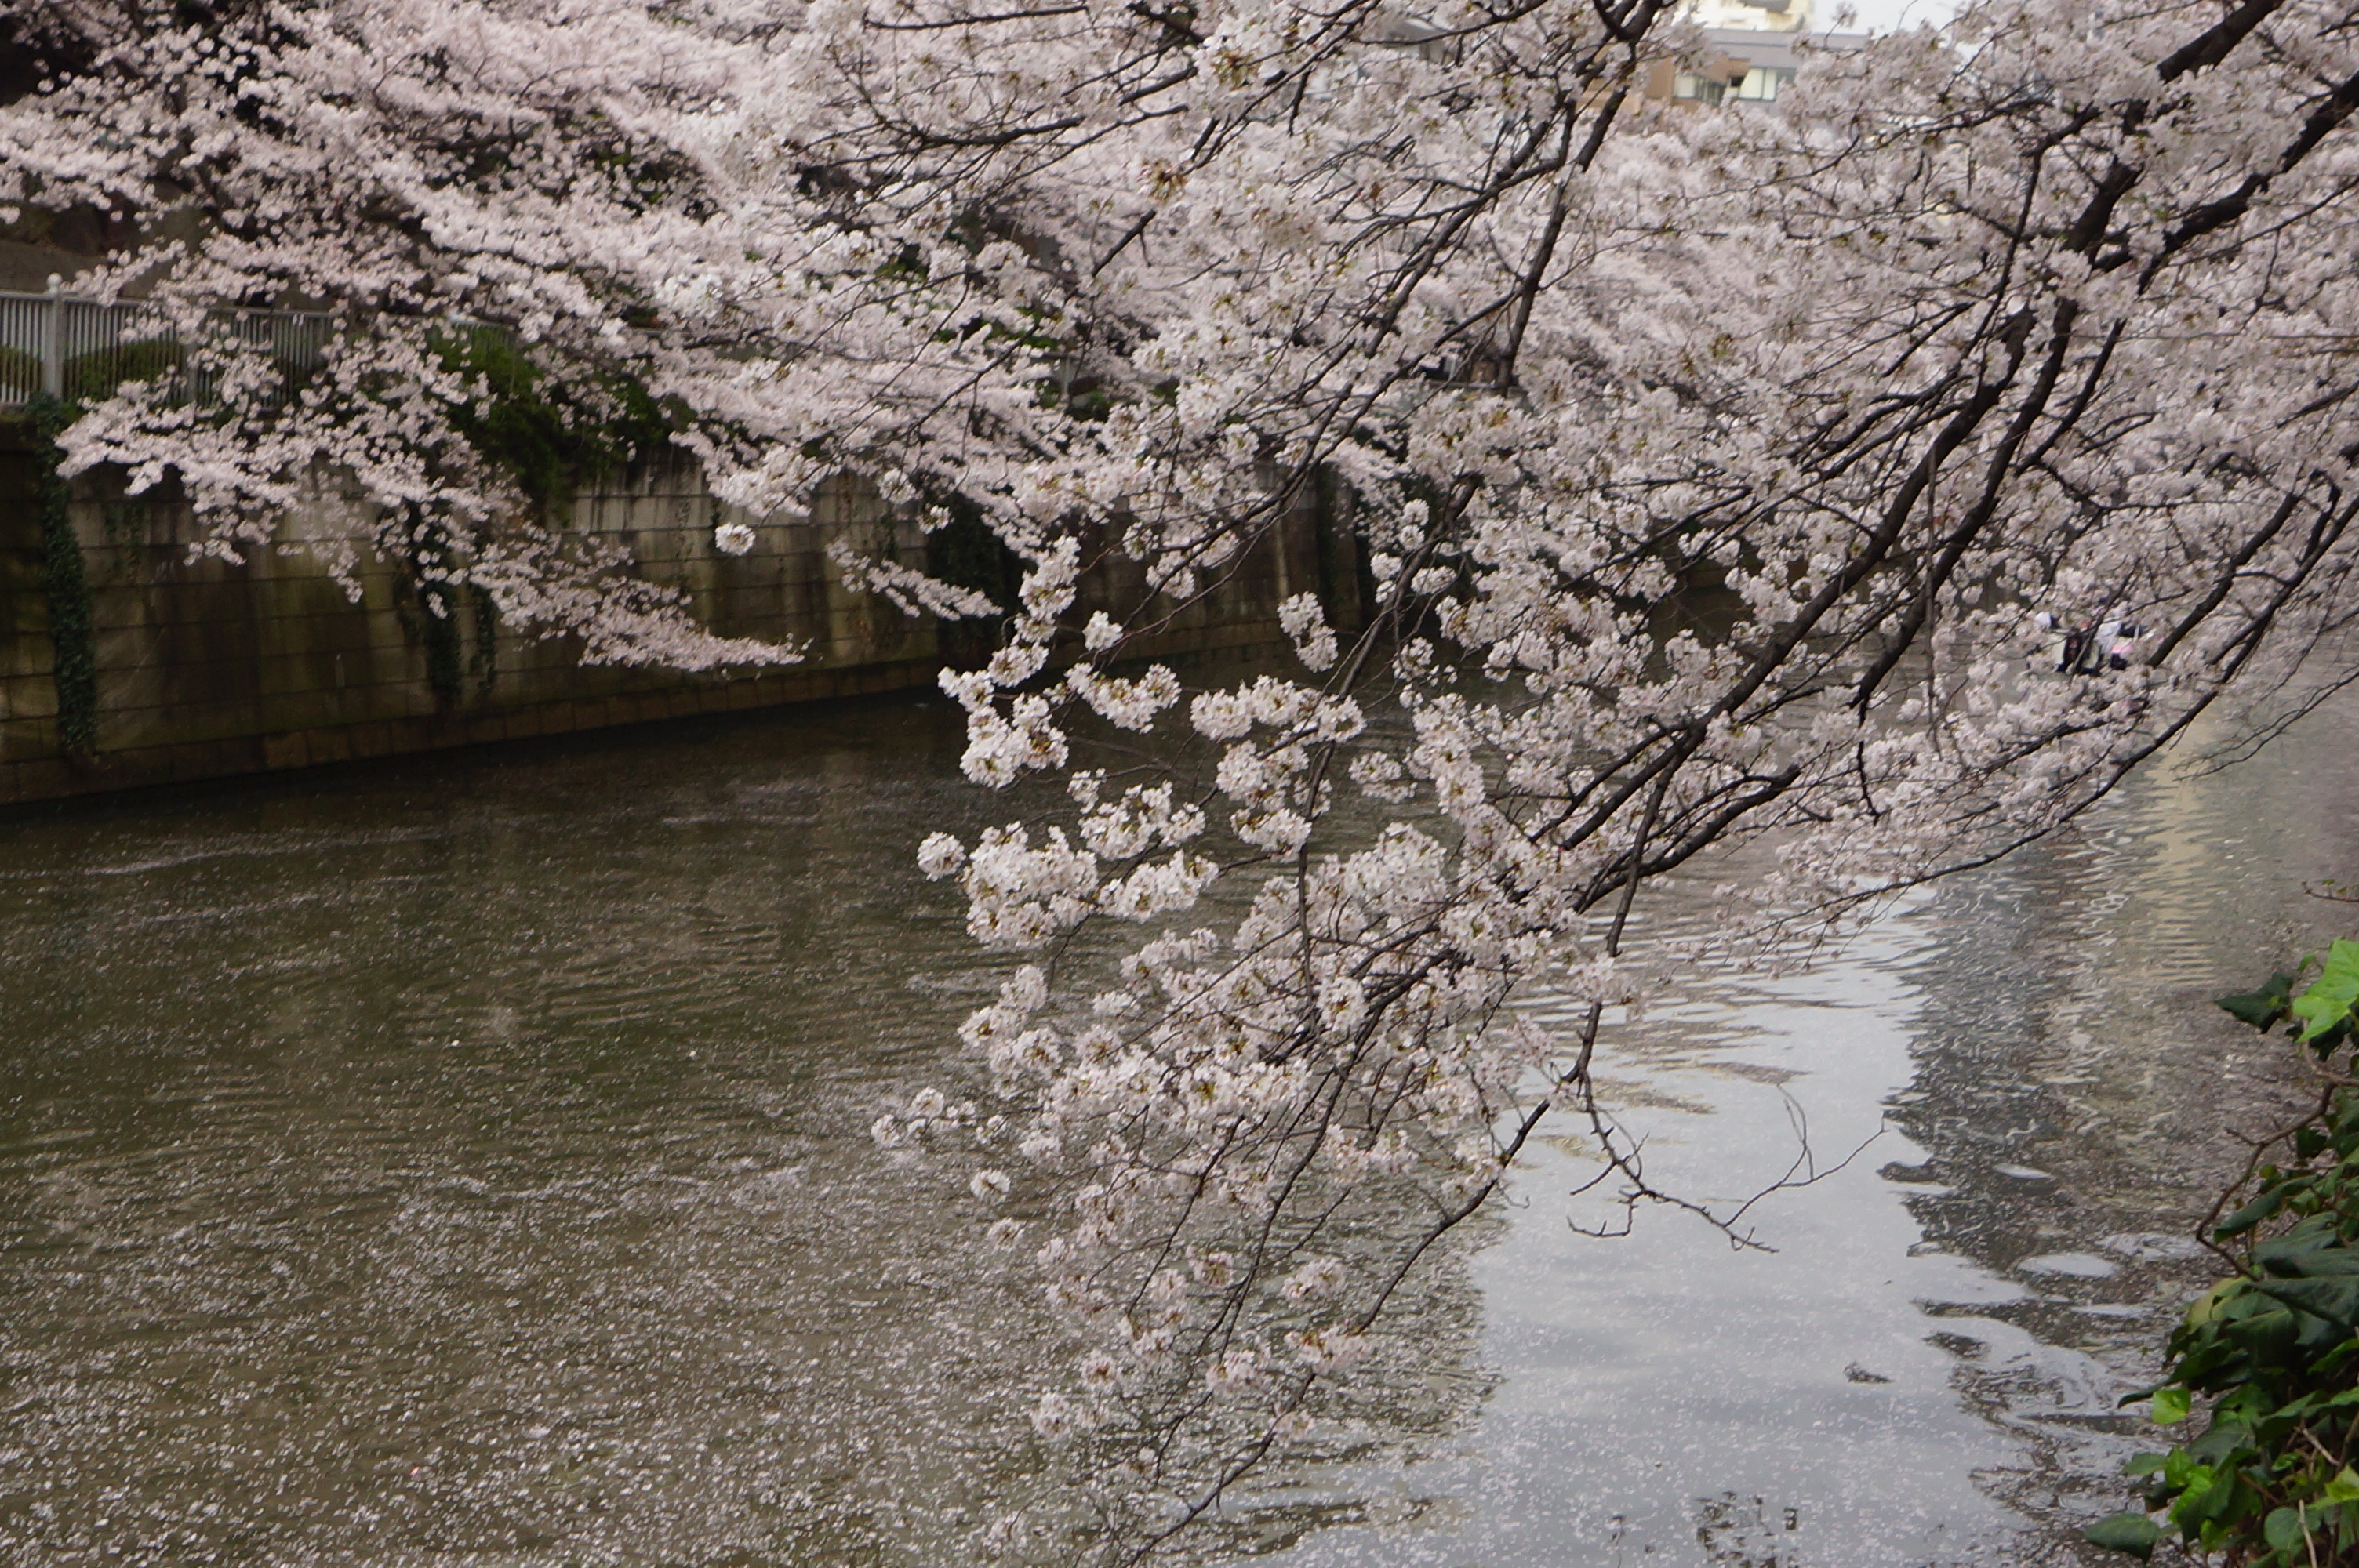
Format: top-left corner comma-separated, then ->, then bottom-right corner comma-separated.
1268,695 -> 2359,1567
2,690 -> 2354,1566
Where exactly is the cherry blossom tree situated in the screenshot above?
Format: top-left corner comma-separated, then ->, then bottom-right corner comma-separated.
6,0 -> 2358,1554
869,0 -> 2359,1552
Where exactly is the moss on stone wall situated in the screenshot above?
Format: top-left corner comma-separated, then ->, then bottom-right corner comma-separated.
26,394 -> 96,758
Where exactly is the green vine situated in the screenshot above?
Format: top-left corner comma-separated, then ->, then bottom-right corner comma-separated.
2089,942 -> 2359,1565
925,492 -> 1020,669
434,327 -> 680,518
406,517 -> 465,709
469,583 -> 499,696
26,393 -> 97,759
17,336 -> 561,746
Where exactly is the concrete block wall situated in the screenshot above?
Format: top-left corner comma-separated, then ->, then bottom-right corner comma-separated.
0,441 -> 1357,807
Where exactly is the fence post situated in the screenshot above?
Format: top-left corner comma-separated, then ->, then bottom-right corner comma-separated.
40,274 -> 64,399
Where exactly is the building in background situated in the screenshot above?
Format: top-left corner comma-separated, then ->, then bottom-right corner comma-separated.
1692,0 -> 1810,32
1652,0 -> 1870,107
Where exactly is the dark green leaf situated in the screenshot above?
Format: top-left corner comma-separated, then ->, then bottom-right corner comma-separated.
2186,1426 -> 2243,1468
2264,1507 -> 2307,1555
2219,1305 -> 2301,1363
2256,1276 -> 2359,1330
2312,1018 -> 2357,1059
2220,973 -> 2299,1030
2218,1189 -> 2290,1239
2254,1229 -> 2359,1277
2084,1512 -> 2162,1558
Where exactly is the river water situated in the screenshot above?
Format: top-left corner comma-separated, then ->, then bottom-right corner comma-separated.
2,688 -> 2353,1566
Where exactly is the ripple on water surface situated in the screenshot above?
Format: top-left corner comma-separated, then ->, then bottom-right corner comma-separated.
4,691 -> 2358,1566
0,701 -> 1060,1566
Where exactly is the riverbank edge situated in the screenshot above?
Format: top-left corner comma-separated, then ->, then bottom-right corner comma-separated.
0,637 -> 1307,826
0,421 -> 1366,808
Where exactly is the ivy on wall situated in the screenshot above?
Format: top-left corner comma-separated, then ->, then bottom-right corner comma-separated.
434,328 -> 679,518
26,394 -> 97,759
398,515 -> 467,709
20,333 -> 642,743
925,493 -> 1020,670
469,583 -> 499,697
401,521 -> 502,708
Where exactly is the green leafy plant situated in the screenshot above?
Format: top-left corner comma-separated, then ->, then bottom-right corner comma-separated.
2088,940 -> 2359,1564
924,492 -> 1019,669
62,338 -> 185,404
432,327 -> 680,517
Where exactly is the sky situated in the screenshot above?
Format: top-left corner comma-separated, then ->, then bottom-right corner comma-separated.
1820,0 -> 1961,34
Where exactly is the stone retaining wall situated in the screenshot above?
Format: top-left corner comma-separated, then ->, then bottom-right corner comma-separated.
0,438 -> 1361,807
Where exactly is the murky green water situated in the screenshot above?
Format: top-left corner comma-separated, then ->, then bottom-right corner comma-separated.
2,691 -> 2352,1565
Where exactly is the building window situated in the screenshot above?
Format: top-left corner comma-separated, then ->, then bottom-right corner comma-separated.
1672,73 -> 1728,104
1734,66 -> 1797,100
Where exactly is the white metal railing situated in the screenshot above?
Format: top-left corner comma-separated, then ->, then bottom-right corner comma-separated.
0,280 -> 334,410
